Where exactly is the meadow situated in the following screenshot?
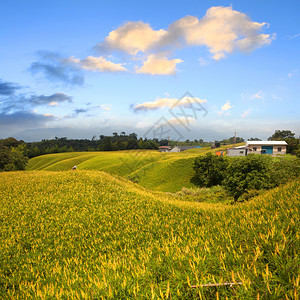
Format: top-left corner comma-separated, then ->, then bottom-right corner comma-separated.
0,169 -> 299,299
26,147 -> 218,192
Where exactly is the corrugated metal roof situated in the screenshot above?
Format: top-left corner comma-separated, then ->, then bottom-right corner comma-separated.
246,141 -> 287,146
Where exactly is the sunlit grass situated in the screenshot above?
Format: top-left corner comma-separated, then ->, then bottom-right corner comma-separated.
0,170 -> 299,299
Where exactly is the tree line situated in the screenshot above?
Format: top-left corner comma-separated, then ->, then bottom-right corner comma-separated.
0,129 -> 299,171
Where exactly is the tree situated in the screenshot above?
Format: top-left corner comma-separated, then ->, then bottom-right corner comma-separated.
193,153 -> 229,187
229,136 -> 244,144
268,130 -> 295,141
268,130 -> 299,154
0,144 -> 28,171
222,155 -> 271,202
248,137 -> 262,141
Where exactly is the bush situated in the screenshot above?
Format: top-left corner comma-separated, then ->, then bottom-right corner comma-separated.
269,155 -> 300,188
193,153 -> 229,187
175,185 -> 230,203
0,143 -> 28,171
222,154 -> 271,202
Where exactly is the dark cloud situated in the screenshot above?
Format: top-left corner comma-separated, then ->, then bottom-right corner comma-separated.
29,51 -> 84,86
0,111 -> 54,126
0,79 -> 21,96
27,93 -> 73,106
0,92 -> 73,113
74,108 -> 88,115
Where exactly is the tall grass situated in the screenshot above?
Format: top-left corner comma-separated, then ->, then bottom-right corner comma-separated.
0,170 -> 299,299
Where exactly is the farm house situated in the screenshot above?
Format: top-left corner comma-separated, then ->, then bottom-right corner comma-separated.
227,141 -> 287,157
158,146 -> 172,152
246,141 -> 287,155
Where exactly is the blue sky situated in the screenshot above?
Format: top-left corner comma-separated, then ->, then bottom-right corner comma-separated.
0,0 -> 299,141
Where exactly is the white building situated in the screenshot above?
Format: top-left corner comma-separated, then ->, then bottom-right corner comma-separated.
245,141 -> 287,156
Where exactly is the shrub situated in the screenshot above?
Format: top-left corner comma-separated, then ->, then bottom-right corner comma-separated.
222,155 -> 272,202
193,153 -> 229,187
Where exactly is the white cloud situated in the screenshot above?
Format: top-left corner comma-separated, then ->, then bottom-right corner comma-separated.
241,108 -> 252,118
218,101 -> 233,115
167,116 -> 197,126
133,96 -> 206,111
136,55 -> 182,75
96,21 -> 167,55
96,104 -> 112,111
69,56 -> 127,72
221,101 -> 233,111
172,7 -> 273,60
95,6 -> 274,62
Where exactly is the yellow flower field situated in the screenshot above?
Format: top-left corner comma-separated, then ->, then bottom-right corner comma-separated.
0,170 -> 299,299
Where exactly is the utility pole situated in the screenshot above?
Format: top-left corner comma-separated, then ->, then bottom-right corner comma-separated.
234,129 -> 236,144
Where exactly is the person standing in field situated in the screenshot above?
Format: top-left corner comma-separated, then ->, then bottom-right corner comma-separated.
72,165 -> 77,171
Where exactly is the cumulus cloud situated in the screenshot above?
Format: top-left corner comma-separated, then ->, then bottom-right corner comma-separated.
168,7 -> 274,60
29,51 -> 84,86
95,6 -> 273,63
29,6 -> 273,79
136,55 -> 182,75
133,96 -> 206,112
94,21 -> 167,55
69,56 -> 127,72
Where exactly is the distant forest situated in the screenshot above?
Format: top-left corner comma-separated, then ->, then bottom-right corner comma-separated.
23,132 -> 216,158
0,130 -> 299,171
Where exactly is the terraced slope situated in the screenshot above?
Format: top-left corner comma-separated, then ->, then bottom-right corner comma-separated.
0,170 -> 299,299
26,147 -> 215,192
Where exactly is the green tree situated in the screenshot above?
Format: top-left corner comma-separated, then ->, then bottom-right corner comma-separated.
193,153 -> 229,187
222,155 -> 271,202
268,130 -> 295,140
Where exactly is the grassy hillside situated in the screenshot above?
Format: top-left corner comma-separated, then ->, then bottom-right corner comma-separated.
26,147 -> 216,192
0,170 -> 299,299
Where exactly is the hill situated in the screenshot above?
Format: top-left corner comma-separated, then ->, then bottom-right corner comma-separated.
0,170 -> 299,299
26,146 -> 233,192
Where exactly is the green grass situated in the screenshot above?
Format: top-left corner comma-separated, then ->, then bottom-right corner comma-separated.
0,170 -> 299,299
26,147 -> 221,192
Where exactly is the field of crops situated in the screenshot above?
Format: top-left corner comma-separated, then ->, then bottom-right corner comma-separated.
26,147 -> 217,192
0,170 -> 299,299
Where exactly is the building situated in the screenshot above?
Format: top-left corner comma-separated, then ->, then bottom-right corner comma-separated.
226,146 -> 248,157
226,141 -> 287,157
158,146 -> 172,152
170,146 -> 181,152
211,141 -> 221,149
246,141 -> 287,156
159,145 -> 201,153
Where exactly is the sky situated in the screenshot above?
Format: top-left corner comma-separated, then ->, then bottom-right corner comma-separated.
0,0 -> 300,142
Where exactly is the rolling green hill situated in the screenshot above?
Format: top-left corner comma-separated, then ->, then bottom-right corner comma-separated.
0,170 -> 299,299
26,146 -> 225,192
